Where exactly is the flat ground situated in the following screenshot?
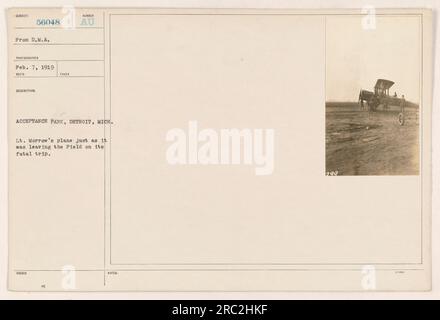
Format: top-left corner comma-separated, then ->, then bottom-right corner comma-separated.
326,102 -> 419,176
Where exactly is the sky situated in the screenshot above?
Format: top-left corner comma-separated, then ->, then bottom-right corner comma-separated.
326,16 -> 421,104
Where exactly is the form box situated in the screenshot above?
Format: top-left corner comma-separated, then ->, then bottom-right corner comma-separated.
58,60 -> 103,77
14,60 -> 103,78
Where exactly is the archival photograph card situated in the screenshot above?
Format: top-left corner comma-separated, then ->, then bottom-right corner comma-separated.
7,8 -> 432,291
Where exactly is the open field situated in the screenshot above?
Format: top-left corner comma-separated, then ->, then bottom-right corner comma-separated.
326,102 -> 419,175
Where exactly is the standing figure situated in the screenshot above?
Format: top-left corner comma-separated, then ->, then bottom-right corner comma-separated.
398,95 -> 405,126
400,95 -> 406,112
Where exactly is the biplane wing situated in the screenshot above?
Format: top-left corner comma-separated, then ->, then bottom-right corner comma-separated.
374,79 -> 395,90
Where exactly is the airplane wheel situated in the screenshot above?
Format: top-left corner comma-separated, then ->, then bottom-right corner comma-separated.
398,113 -> 405,126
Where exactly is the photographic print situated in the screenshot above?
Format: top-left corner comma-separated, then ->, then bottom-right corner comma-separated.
326,16 -> 421,176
